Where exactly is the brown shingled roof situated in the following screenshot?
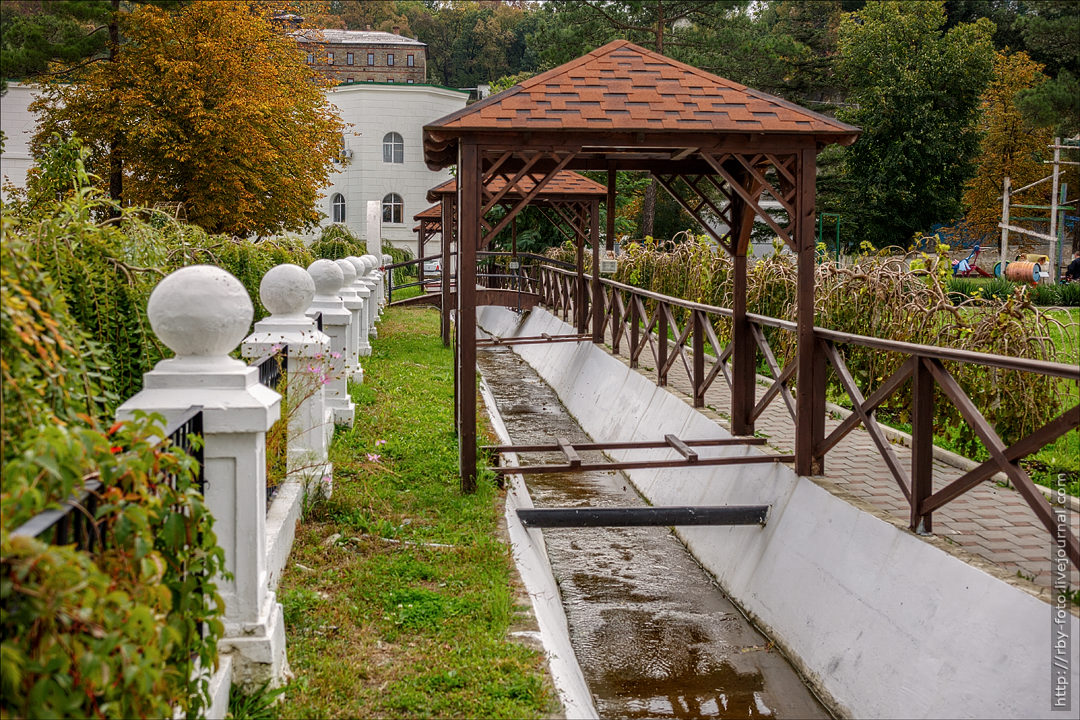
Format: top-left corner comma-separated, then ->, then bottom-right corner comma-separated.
425,39 -> 857,153
426,171 -> 606,204
414,204 -> 442,221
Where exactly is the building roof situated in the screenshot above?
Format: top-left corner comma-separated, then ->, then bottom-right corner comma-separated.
294,29 -> 425,47
427,171 -> 607,203
424,39 -> 858,168
414,204 -> 442,220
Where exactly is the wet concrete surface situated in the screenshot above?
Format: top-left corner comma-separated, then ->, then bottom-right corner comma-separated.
479,346 -> 830,719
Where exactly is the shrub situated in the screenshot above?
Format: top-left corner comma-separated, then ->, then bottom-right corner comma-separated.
1029,282 -> 1062,306
310,224 -> 365,260
1,416 -> 226,720
1060,282 -> 1080,307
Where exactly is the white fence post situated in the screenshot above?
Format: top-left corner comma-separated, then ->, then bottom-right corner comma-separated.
306,260 -> 354,427
241,263 -> 333,492
335,259 -> 363,383
116,265 -> 288,689
360,255 -> 381,337
346,256 -> 373,356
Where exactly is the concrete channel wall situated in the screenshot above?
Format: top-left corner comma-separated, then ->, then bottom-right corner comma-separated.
477,305 -> 1079,720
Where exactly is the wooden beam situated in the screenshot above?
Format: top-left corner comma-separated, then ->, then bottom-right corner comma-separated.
458,140 -> 480,493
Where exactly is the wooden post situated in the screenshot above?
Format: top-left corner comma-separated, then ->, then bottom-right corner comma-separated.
575,207 -> 586,333
606,165 -> 616,251
629,297 -> 639,368
730,170 -> 758,436
457,141 -> 480,493
692,310 -> 705,407
731,252 -> 753,435
657,304 -> 668,387
417,223 -> 425,286
591,198 -> 603,342
911,355 -> 934,533
794,147 -> 823,476
612,290 -> 622,354
440,201 -> 454,347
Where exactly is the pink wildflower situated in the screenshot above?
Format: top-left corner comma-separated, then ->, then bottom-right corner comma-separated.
375,439 -> 387,447
366,453 -> 381,462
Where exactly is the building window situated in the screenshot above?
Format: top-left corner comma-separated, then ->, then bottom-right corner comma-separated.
407,79 -> 414,84
346,52 -> 354,65
383,132 -> 403,164
382,193 -> 403,224
346,77 -> 354,84
387,53 -> 394,66
331,193 -> 345,224
387,78 -> 394,83
407,54 -> 414,67
306,52 -> 314,64
367,78 -> 374,83
367,52 -> 374,65
327,51 -> 334,65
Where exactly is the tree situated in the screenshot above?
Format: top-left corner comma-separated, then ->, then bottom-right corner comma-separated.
835,0 -> 995,247
1014,0 -> 1080,136
31,1 -> 343,237
964,51 -> 1053,233
0,1 -> 111,88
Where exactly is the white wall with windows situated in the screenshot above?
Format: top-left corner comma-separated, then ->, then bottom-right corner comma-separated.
313,83 -> 468,254
0,83 -> 41,196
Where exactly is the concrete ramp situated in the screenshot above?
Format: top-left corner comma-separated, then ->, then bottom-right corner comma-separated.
477,304 -> 1079,720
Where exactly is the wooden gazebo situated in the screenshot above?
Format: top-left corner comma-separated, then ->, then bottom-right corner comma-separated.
426,171 -> 608,347
413,203 -> 443,285
423,40 -> 859,490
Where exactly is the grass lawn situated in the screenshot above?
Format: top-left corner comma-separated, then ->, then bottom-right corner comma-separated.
271,307 -> 556,719
1043,307 -> 1080,366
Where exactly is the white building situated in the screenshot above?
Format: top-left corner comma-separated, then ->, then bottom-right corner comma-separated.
0,81 -> 468,254
318,83 -> 468,253
0,83 -> 40,193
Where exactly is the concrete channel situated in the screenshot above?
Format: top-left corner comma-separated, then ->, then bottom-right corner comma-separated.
477,304 -> 1080,719
479,343 -> 830,719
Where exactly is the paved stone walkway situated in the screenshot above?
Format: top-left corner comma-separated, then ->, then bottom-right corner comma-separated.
563,313 -> 1079,596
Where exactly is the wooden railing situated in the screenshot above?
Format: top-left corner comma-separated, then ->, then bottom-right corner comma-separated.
533,263 -> 1080,568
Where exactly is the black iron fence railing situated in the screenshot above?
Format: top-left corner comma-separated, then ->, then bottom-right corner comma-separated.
253,344 -> 288,390
10,405 -> 206,551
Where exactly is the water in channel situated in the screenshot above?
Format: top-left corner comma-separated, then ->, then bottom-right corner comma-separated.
479,345 -> 830,720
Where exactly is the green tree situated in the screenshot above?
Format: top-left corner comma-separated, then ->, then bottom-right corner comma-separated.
0,1 -> 111,89
835,0 -> 995,247
1014,0 -> 1080,136
31,0 -> 343,237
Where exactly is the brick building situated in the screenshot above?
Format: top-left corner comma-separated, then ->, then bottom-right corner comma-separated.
296,28 -> 427,85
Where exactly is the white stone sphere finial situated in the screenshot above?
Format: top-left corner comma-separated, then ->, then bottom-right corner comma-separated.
362,254 -> 379,273
336,258 -> 357,286
308,259 -> 344,297
147,265 -> 253,357
260,264 -> 315,317
382,253 -> 391,266
346,255 -> 364,275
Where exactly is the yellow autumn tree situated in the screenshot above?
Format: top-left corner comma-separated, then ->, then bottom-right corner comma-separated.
31,0 -> 343,236
963,50 -> 1053,232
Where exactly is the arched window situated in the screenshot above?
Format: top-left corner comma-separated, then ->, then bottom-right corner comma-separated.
331,193 -> 345,224
382,132 -> 403,164
382,193 -> 403,224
